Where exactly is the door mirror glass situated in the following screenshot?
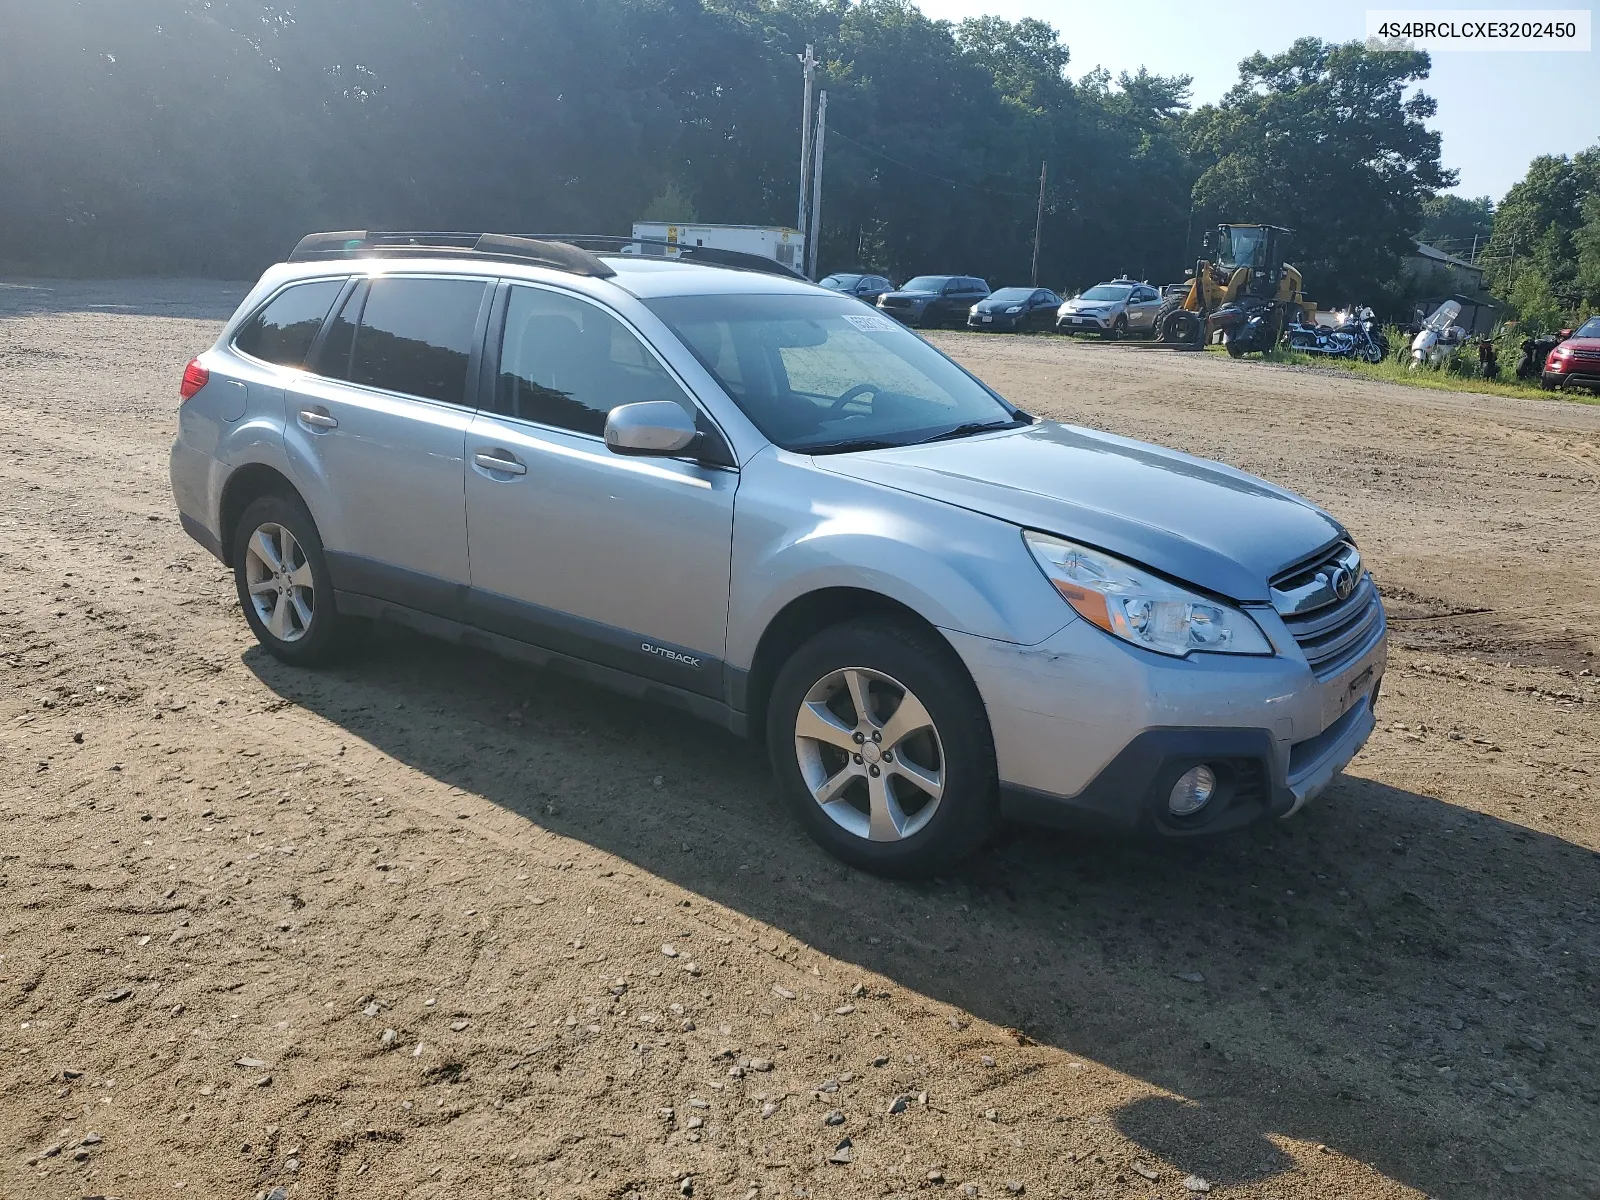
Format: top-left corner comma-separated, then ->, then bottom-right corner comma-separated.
604,401 -> 699,457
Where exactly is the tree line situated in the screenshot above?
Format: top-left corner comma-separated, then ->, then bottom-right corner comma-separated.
2,0 -> 1527,316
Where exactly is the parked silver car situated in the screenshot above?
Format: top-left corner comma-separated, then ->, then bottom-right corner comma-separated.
170,232 -> 1386,876
1057,278 -> 1163,339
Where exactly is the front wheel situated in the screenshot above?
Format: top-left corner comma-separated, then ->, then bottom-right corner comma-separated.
765,619 -> 998,877
231,493 -> 356,666
1104,315 -> 1127,341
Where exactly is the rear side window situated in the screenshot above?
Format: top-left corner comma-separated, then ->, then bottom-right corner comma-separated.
233,280 -> 344,368
336,277 -> 488,406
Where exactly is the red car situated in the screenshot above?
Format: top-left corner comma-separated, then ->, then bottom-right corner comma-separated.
1542,316 -> 1600,393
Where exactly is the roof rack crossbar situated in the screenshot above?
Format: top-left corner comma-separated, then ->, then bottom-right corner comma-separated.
286,231 -> 616,278
286,231 -> 809,282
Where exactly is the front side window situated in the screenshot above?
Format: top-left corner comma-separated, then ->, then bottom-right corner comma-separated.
234,279 -> 344,368
497,285 -> 694,436
331,276 -> 488,406
647,292 -> 1024,454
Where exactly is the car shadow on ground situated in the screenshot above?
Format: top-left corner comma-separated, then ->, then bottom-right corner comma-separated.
246,629 -> 1600,1200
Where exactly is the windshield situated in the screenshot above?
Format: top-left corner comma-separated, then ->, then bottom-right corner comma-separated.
820,274 -> 862,290
988,288 -> 1034,302
1079,285 -> 1132,302
899,276 -> 951,293
645,292 -> 1024,453
1221,226 -> 1268,271
1573,317 -> 1600,339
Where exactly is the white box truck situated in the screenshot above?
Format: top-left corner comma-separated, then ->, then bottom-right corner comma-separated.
629,222 -> 805,273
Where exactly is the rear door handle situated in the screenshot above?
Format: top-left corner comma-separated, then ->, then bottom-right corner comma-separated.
298,409 -> 338,430
474,451 -> 527,476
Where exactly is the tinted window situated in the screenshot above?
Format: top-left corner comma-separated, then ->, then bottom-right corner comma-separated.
901,276 -> 951,293
343,277 -> 487,406
234,280 -> 344,368
498,286 -> 693,436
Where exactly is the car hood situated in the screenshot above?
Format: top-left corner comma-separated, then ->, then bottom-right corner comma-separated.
881,290 -> 937,301
974,299 -> 1025,313
812,422 -> 1344,602
1063,299 -> 1118,310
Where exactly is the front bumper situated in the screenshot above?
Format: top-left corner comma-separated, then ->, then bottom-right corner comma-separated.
968,313 -> 1022,330
1544,367 -> 1600,390
946,601 -> 1387,837
1057,311 -> 1112,331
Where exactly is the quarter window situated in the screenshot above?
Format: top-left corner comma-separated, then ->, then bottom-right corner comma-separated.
497,286 -> 694,436
338,277 -> 488,406
234,280 -> 344,368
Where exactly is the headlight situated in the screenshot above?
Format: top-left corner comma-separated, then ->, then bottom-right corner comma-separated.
1023,532 -> 1272,657
971,305 -> 980,314
1005,305 -> 1023,314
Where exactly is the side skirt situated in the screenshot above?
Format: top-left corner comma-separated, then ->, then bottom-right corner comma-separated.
334,590 -> 749,738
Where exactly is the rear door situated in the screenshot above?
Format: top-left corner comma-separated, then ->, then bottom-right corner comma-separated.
283,274 -> 492,609
462,282 -> 737,696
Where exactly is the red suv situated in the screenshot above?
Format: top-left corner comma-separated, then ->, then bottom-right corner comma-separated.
1542,316 -> 1600,393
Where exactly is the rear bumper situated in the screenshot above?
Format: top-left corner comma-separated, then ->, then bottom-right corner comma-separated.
170,438 -> 228,564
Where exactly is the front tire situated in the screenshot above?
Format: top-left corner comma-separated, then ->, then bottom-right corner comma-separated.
1104,315 -> 1127,341
231,493 -> 354,666
765,619 -> 998,877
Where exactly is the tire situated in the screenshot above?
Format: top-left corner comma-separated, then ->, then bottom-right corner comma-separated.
765,618 -> 998,878
1152,294 -> 1188,343
1104,315 -> 1127,341
231,492 -> 355,667
1225,334 -> 1247,358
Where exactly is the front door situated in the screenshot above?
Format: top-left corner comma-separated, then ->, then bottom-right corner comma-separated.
283,274 -> 492,608
463,283 -> 737,698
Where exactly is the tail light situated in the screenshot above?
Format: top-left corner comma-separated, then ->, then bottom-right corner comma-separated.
180,358 -> 210,402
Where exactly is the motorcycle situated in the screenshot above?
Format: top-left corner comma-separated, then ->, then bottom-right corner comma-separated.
1410,300 -> 1464,370
1213,301 -> 1278,357
1283,306 -> 1387,363
1516,333 -> 1562,380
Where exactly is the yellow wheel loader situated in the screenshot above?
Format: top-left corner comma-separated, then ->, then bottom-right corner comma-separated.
1153,224 -> 1313,353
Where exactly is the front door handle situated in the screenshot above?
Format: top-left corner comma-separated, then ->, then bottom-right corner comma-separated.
298,409 -> 338,430
474,451 -> 527,476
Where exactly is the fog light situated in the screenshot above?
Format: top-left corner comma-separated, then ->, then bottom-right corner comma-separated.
1168,764 -> 1217,817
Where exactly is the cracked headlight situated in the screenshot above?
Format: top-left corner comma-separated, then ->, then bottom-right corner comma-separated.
1024,532 -> 1272,657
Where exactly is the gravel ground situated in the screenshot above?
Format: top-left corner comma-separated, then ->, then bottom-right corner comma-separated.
1,279 -> 1597,1200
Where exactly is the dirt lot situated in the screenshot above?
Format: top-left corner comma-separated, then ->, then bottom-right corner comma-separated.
1,280 -> 1597,1200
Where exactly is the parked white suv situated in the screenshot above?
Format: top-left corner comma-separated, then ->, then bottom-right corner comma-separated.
170,232 -> 1386,876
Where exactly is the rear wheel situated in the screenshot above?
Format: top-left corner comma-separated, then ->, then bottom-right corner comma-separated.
766,619 -> 998,877
231,493 -> 355,666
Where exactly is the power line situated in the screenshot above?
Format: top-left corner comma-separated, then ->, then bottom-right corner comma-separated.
826,128 -> 1039,200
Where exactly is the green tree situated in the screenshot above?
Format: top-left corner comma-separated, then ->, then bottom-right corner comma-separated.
1185,37 -> 1454,306
1416,194 -> 1493,258
1483,146 -> 1599,314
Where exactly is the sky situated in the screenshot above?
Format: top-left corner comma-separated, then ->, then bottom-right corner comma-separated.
913,0 -> 1598,203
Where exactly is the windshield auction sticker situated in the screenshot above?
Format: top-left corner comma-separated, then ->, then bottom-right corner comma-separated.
1366,10 -> 1590,51
843,313 -> 901,333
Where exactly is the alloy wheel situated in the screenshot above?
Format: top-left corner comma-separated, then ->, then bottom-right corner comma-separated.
243,521 -> 315,643
793,666 -> 945,842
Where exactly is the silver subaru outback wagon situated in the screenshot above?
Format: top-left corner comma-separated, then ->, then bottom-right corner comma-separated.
170,231 -> 1386,877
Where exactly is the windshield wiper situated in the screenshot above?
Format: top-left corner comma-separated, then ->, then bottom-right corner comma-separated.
916,418 -> 1025,445
802,437 -> 909,455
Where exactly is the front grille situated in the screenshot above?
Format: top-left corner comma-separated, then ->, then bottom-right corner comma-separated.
1271,542 -> 1384,677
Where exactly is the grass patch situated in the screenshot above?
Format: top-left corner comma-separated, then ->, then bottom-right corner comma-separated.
1232,344 -> 1600,404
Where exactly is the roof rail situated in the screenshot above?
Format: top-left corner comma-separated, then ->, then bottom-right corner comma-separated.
286,231 -> 810,282
523,234 -> 808,281
286,231 -> 616,278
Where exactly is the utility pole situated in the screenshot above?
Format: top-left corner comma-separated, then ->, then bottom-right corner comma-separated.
1470,233 -> 1480,264
807,91 -> 827,280
796,45 -> 817,239
1031,160 -> 1047,286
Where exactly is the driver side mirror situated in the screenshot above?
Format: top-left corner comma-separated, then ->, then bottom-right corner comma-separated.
604,401 -> 699,458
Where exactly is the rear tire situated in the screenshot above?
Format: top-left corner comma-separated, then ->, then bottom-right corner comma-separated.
765,618 -> 998,878
231,493 -> 355,667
